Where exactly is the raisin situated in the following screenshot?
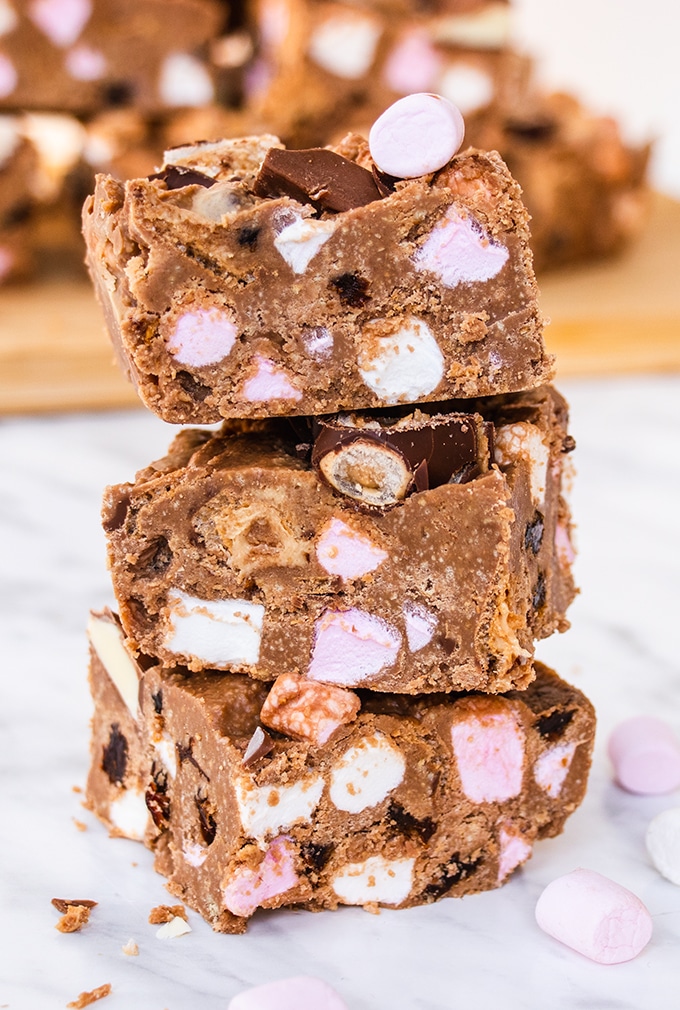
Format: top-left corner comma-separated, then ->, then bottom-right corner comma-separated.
195,792 -> 217,846
102,724 -> 128,785
535,708 -> 575,741
422,853 -> 481,900
237,225 -> 260,249
152,690 -> 163,714
145,764 -> 170,828
103,82 -> 134,106
300,842 -> 333,874
532,571 -> 546,611
387,802 -> 436,844
177,738 -> 210,780
176,370 -> 211,401
524,511 -> 545,555
330,272 -> 370,307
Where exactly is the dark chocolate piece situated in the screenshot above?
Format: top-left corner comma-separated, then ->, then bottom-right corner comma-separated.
242,725 -> 274,767
148,165 -> 216,190
254,147 -> 383,213
51,898 -> 98,913
311,410 -> 493,507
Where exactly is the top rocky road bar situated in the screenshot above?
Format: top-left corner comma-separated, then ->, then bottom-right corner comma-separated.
83,131 -> 552,423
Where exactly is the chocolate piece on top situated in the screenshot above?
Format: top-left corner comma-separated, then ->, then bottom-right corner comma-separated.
254,147 -> 383,213
311,410 -> 493,507
148,165 -> 217,190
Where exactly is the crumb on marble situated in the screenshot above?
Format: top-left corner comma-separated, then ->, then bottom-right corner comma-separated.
73,818 -> 87,832
148,903 -> 187,924
122,938 -> 139,956
52,898 -> 97,933
72,785 -> 83,794
66,982 -> 112,1008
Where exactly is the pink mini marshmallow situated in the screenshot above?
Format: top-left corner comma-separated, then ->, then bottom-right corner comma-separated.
167,307 -> 237,367
28,0 -> 92,47
228,976 -> 348,1010
223,836 -> 299,918
413,206 -> 509,287
608,715 -> 680,795
369,93 -> 464,179
65,43 -> 107,80
315,517 -> 387,580
241,354 -> 302,402
451,701 -> 525,803
383,32 -> 442,95
535,868 -> 653,964
0,54 -> 17,98
497,822 -> 532,882
308,608 -> 401,685
0,245 -> 14,280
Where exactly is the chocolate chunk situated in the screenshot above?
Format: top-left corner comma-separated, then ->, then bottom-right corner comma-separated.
301,841 -> 333,874
330,272 -> 370,306
254,147 -> 383,213
524,512 -> 545,555
102,724 -> 128,785
149,165 -> 217,190
562,435 -> 577,453
535,708 -> 575,741
422,853 -> 481,900
52,898 -> 98,914
387,801 -> 436,844
311,409 -> 493,508
237,225 -> 260,248
371,164 -> 399,197
242,725 -> 274,767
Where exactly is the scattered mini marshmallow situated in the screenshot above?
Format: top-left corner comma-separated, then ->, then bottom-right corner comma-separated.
646,807 -> 680,885
607,715 -> 680,794
228,976 -> 348,1010
535,868 -> 653,964
369,93 -> 464,179
155,915 -> 192,939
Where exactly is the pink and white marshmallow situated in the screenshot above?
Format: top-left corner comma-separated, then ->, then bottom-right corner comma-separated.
315,517 -> 387,581
607,715 -> 680,795
535,868 -> 653,964
223,836 -> 299,917
307,608 -> 401,685
369,93 -> 464,179
228,976 -> 348,1010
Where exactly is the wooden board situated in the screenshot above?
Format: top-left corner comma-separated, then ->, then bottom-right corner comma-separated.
1,192 -> 679,415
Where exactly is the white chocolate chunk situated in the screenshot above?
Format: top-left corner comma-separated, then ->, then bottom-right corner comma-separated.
87,613 -> 141,719
234,774 -> 324,841
533,742 -> 577,798
330,733 -> 405,813
165,590 -> 264,667
494,422 -> 550,506
332,855 -> 414,906
158,53 -> 214,107
432,4 -> 511,49
274,216 -> 336,274
403,601 -> 437,653
438,63 -> 494,115
358,316 -> 444,404
156,916 -> 191,939
109,788 -> 149,841
646,807 -> 680,885
308,13 -> 381,79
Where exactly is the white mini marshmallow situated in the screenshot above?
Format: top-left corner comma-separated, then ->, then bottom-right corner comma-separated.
329,733 -> 405,813
494,422 -> 549,506
646,807 -> 680,885
332,855 -> 414,906
109,788 -> 149,841
308,13 -> 380,79
0,1 -> 18,36
438,63 -> 494,115
158,53 -> 214,107
432,4 -> 511,49
608,715 -> 680,795
535,869 -> 653,964
167,307 -> 237,367
153,733 -> 177,779
87,613 -> 141,719
369,93 -> 464,179
357,316 -> 444,403
533,742 -> 577,799
234,774 -> 324,841
165,590 -> 264,667
300,325 -> 333,361
228,976 -> 348,1010
274,215 -> 336,274
403,601 -> 437,652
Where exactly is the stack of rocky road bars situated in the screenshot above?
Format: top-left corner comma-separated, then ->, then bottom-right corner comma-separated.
82,105 -> 596,933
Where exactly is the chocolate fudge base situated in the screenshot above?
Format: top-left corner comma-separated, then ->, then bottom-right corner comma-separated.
83,133 -> 551,423
103,386 -> 576,695
85,611 -> 595,934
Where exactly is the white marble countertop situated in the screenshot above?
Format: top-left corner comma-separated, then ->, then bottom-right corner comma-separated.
1,374 -> 679,1009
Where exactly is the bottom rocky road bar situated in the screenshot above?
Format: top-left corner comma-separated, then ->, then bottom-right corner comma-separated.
86,611 -> 595,934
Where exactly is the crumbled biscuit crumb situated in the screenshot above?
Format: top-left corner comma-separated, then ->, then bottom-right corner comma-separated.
122,938 -> 139,956
72,785 -> 83,794
148,903 -> 187,924
66,982 -> 112,1008
52,898 -> 97,933
73,818 -> 87,832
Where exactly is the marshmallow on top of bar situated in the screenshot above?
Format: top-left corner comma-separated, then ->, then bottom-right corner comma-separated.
83,94 -> 552,423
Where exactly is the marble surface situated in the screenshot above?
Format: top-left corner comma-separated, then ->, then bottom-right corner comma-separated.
1,374 -> 679,1009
